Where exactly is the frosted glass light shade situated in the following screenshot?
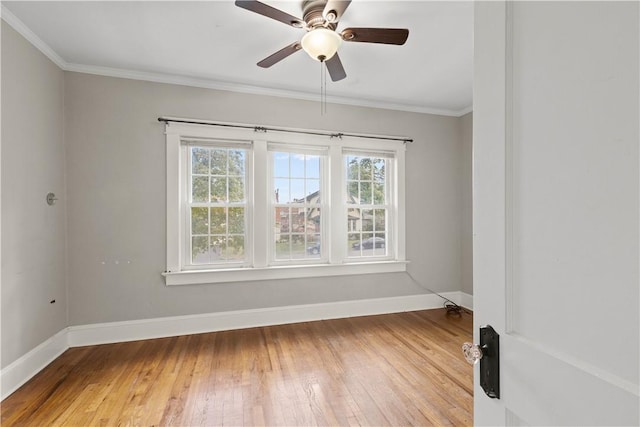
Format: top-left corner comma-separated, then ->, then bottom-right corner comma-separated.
301,28 -> 342,62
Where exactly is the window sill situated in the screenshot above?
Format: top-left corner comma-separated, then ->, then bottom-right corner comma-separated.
163,261 -> 408,286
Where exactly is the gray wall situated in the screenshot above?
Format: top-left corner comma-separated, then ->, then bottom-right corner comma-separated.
64,72 -> 467,325
460,112 -> 473,295
1,23 -> 68,368
1,20 -> 473,370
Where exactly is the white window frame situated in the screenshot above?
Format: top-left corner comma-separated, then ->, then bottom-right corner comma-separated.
268,144 -> 329,265
181,140 -> 252,270
343,149 -> 396,262
164,121 -> 407,285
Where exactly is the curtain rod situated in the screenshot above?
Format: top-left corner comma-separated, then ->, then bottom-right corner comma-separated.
157,117 -> 413,144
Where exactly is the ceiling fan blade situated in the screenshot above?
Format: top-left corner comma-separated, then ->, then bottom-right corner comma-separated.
235,0 -> 305,28
341,28 -> 409,45
257,42 -> 302,68
325,53 -> 347,82
323,0 -> 352,24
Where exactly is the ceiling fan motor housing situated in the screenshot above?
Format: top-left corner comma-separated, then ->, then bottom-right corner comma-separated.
302,0 -> 337,30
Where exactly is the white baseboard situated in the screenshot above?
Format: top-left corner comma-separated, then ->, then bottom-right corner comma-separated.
459,292 -> 474,310
2,291 -> 473,401
1,329 -> 68,401
67,292 -> 463,347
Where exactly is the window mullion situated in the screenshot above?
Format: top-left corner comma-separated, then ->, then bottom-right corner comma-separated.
253,140 -> 268,268
329,145 -> 345,263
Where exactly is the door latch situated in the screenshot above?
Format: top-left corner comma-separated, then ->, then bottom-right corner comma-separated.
462,325 -> 500,399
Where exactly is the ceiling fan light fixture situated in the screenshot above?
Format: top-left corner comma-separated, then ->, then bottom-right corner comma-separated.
301,28 -> 342,62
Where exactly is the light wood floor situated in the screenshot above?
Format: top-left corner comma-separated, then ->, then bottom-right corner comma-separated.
1,308 -> 473,426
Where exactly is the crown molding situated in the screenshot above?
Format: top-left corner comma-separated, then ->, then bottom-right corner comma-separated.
2,6 -> 471,118
1,5 -> 67,69
456,104 -> 474,116
66,62 -> 467,117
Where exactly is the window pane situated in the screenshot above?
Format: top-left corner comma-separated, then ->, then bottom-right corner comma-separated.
210,177 -> 227,202
373,158 -> 385,182
361,209 -> 374,231
347,233 -> 359,256
191,176 -> 209,203
192,236 -> 210,264
347,157 -> 360,180
210,208 -> 226,234
347,181 -> 358,204
290,207 -> 305,233
274,178 -> 290,203
374,183 -> 385,204
306,207 -> 321,234
306,234 -> 321,257
228,150 -> 245,176
276,207 -> 290,234
360,182 -> 372,204
211,149 -> 228,175
306,156 -> 320,178
191,207 -> 208,235
274,153 -> 289,177
373,233 -> 387,256
347,207 -> 360,232
290,155 -> 305,178
210,236 -> 225,261
307,179 -> 320,200
275,235 -> 291,259
374,209 -> 386,232
228,177 -> 245,202
228,207 -> 244,234
192,148 -> 209,175
192,176 -> 209,202
224,235 -> 245,260
360,158 -> 372,179
290,179 -> 305,202
290,234 -> 306,259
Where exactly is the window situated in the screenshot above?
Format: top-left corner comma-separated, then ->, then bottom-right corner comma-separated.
270,146 -> 326,262
164,122 -> 406,285
345,152 -> 391,259
186,144 -> 249,268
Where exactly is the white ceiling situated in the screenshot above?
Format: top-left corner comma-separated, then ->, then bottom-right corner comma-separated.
2,1 -> 473,116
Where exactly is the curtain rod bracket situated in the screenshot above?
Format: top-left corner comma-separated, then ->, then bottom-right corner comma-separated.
254,126 -> 268,133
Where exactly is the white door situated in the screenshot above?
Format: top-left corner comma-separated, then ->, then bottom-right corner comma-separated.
473,2 -> 639,425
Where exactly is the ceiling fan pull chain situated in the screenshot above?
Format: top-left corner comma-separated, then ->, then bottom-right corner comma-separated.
323,62 -> 327,115
320,60 -> 323,115
320,60 -> 328,116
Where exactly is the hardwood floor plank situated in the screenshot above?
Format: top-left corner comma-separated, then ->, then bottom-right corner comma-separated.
1,308 -> 473,426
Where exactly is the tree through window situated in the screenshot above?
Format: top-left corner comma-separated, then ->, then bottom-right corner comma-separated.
346,154 -> 389,258
188,145 -> 247,265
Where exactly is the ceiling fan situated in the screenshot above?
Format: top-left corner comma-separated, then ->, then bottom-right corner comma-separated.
235,0 -> 409,82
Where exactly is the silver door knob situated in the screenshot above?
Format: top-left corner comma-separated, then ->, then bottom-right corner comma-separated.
462,342 -> 484,365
